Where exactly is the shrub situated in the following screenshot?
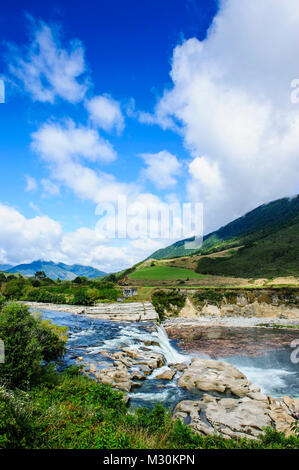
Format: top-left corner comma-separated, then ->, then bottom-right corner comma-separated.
152,290 -> 186,321
0,302 -> 67,388
72,289 -> 91,306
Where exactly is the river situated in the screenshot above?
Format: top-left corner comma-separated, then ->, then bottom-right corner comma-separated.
40,308 -> 299,409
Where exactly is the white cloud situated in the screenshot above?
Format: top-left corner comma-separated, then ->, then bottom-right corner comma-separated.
0,203 -> 62,265
31,119 -> 139,207
31,119 -> 116,164
86,95 -> 124,134
25,175 -> 38,192
0,203 -> 177,272
139,151 -> 181,189
142,0 -> 299,233
41,178 -> 60,196
8,19 -> 88,103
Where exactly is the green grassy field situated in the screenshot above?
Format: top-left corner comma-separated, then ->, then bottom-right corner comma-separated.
128,265 -> 206,280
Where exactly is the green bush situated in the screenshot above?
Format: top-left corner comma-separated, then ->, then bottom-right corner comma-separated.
72,289 -> 91,306
152,290 -> 186,321
0,302 -> 67,388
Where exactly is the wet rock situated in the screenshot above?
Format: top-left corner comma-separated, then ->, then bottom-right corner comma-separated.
157,369 -> 176,380
171,363 -> 188,372
143,340 -> 160,347
130,370 -> 146,380
138,364 -> 152,375
131,381 -> 142,389
178,358 -> 259,397
122,395 -> 130,406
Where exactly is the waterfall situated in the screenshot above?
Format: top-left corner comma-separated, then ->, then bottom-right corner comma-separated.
155,325 -> 190,364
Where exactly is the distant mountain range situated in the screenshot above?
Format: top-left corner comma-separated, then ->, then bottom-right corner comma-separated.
1,260 -> 106,280
149,195 -> 299,278
0,264 -> 13,271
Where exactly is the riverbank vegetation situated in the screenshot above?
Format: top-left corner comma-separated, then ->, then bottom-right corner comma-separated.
0,301 -> 298,449
0,271 -> 120,305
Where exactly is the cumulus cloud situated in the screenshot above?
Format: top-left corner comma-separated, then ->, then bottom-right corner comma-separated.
142,0 -> 299,232
0,203 -> 62,265
7,18 -> 88,103
31,118 -> 137,206
31,119 -> 116,164
139,151 -> 181,189
0,203 -> 180,272
86,95 -> 125,134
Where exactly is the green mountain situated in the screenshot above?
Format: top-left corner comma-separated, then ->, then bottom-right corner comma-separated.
5,260 -> 106,280
149,195 -> 299,278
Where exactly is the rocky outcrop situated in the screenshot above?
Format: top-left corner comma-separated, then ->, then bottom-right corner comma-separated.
177,358 -> 260,397
81,346 -> 165,392
25,301 -> 159,322
175,289 -> 299,320
174,394 -> 299,440
178,298 -> 198,319
173,357 -> 299,439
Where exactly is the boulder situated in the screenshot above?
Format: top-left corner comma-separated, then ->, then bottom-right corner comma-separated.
157,369 -> 176,380
178,358 -> 260,397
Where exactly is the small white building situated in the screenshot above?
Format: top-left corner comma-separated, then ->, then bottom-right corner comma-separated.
123,287 -> 138,298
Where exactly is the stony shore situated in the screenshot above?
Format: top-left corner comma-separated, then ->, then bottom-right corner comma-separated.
163,315 -> 299,329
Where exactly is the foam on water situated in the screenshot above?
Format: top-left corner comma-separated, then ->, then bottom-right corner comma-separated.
153,325 -> 190,364
235,366 -> 296,396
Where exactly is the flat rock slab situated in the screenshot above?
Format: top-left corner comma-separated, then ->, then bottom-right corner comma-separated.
25,301 -> 159,322
174,394 -> 299,440
178,358 -> 260,397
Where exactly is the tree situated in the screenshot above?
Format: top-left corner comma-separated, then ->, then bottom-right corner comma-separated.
72,289 -> 91,306
35,271 -> 46,280
0,302 -> 67,388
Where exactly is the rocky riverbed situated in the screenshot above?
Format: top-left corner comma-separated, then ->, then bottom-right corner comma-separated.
164,318 -> 299,357
38,307 -> 299,440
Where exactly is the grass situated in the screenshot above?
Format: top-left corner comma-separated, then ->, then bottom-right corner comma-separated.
128,265 -> 206,281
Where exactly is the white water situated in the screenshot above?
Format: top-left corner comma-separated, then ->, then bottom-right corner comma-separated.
235,365 -> 297,397
153,325 -> 190,364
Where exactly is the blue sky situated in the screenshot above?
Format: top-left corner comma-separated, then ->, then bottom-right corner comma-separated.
0,0 -> 299,272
